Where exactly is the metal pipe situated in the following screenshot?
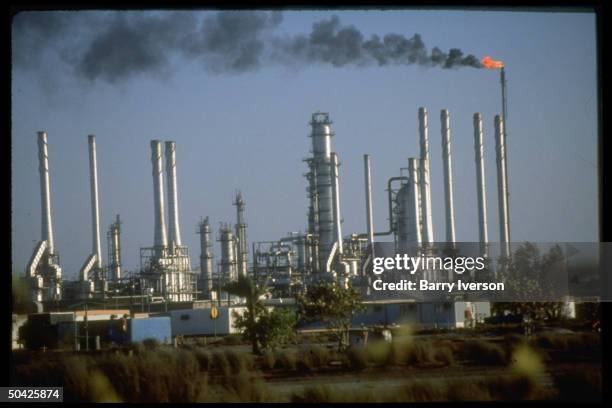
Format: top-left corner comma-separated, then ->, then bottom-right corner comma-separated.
375,176 -> 409,237
418,107 -> 435,244
473,113 -> 489,256
331,152 -> 343,256
363,154 -> 375,258
165,141 -> 182,249
151,140 -> 168,254
495,115 -> 511,257
440,110 -> 456,244
88,135 -> 102,269
38,131 -> 55,254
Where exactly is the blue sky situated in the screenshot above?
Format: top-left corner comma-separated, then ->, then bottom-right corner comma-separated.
11,9 -> 598,279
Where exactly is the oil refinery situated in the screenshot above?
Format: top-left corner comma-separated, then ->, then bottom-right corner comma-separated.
23,104 -> 513,321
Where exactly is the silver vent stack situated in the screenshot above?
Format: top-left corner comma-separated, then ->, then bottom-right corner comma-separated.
473,113 -> 489,256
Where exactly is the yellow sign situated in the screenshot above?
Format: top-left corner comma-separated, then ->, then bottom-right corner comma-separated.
210,305 -> 219,320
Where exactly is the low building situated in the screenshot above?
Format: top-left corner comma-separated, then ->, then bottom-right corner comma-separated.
160,306 -> 248,337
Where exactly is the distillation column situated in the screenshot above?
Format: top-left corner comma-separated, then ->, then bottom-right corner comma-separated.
234,191 -> 248,277
310,113 -> 335,273
108,214 -> 122,281
198,217 -> 214,297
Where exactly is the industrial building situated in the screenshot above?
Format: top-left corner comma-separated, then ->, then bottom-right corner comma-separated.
22,93 -> 528,338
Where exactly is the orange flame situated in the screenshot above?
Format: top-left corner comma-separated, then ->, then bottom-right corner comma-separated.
482,56 -> 504,69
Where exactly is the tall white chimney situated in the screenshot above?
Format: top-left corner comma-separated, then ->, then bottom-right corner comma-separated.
495,115 -> 511,258
165,141 -> 182,249
440,110 -> 456,244
151,140 -> 168,254
418,107 -> 435,244
473,113 -> 489,256
38,131 -> 55,255
88,135 -> 102,269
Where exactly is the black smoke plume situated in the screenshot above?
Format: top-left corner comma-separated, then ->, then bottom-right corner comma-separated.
12,11 -> 482,84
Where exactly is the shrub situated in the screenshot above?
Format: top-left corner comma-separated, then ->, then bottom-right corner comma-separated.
552,369 -> 602,402
274,350 -> 297,371
345,346 -> 368,370
261,350 -> 276,370
218,371 -> 272,402
460,339 -> 508,365
224,350 -> 254,373
142,338 -> 160,350
193,349 -> 210,371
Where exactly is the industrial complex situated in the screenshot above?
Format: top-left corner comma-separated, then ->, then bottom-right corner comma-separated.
15,67 -> 527,349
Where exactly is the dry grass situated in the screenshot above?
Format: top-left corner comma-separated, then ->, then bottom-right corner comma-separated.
290,374 -> 550,402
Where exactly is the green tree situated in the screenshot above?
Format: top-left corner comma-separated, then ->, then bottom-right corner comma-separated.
296,281 -> 364,351
253,308 -> 297,351
224,275 -> 296,354
494,243 -> 568,321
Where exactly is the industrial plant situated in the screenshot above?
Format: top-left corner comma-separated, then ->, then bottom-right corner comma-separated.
21,102 -> 514,316
16,63 -> 526,347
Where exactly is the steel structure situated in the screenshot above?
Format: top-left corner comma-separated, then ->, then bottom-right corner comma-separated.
198,217 -> 214,297
25,131 -> 63,304
107,214 -> 122,281
233,191 -> 248,277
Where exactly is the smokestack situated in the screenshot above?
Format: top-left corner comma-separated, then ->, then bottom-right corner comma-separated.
88,135 -> 102,269
151,140 -> 168,254
165,141 -> 182,249
495,115 -> 511,257
37,131 -> 55,255
363,154 -> 375,259
500,67 -> 511,241
473,113 -> 489,256
440,110 -> 456,244
418,107 -> 435,244
407,158 -> 423,248
331,152 -> 343,255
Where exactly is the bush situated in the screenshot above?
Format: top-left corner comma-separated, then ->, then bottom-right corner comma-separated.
460,339 -> 508,366
261,350 -> 276,370
218,371 -> 272,402
345,346 -> 368,370
193,349 -> 211,371
210,352 -> 231,375
274,350 -> 297,371
14,349 -> 207,402
224,350 -> 254,373
142,338 -> 160,350
552,369 -> 602,402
